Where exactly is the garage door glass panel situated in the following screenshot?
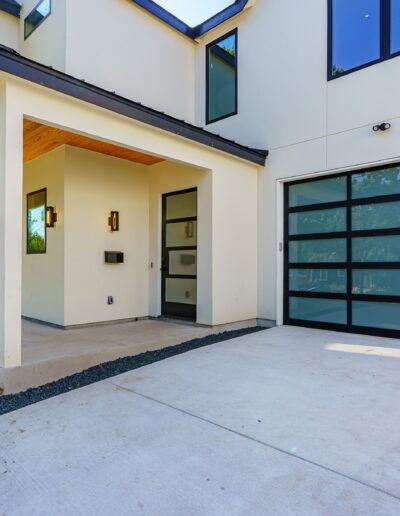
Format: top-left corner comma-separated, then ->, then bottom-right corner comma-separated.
391,0 -> 400,54
352,201 -> 400,231
289,269 -> 347,293
289,176 -> 346,208
166,221 -> 197,248
352,269 -> 400,296
352,167 -> 400,199
166,191 -> 197,220
168,251 -> 197,276
289,208 -> 346,235
289,239 -> 346,263
353,301 -> 400,330
166,278 -> 196,305
352,235 -> 400,262
289,297 -> 347,325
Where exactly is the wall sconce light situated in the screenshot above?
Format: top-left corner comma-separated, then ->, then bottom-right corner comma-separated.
108,211 -> 119,232
373,122 -> 391,132
46,206 -> 58,228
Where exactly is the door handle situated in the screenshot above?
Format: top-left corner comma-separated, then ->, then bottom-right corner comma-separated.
160,255 -> 167,272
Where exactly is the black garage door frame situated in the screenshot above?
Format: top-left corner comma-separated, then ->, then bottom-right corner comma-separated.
284,163 -> 400,339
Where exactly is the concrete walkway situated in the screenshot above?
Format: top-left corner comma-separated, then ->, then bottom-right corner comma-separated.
1,326 -> 400,515
0,318 -> 260,394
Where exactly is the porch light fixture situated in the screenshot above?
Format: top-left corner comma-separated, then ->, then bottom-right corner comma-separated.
373,122 -> 391,132
108,211 -> 119,232
46,206 -> 57,228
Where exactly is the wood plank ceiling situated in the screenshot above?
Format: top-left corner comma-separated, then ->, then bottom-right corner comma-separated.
23,120 -> 164,166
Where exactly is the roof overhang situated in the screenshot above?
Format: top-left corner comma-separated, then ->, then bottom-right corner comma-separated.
0,0 -> 21,18
131,0 -> 252,39
0,46 -> 268,166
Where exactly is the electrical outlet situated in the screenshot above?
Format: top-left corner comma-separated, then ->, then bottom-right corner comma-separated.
107,296 -> 114,305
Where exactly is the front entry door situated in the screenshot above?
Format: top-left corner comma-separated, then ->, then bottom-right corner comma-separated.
161,188 -> 197,320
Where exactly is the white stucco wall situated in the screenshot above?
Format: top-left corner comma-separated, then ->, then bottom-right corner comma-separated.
0,11 -> 19,51
64,0 -> 196,123
63,146 -> 150,326
19,0 -> 66,71
22,147 -> 65,326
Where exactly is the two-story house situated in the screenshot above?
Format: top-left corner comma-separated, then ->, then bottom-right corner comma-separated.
0,0 -> 399,372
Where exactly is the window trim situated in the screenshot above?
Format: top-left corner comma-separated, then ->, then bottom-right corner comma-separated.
328,0 -> 400,80
205,28 -> 238,125
24,0 -> 52,41
27,188 -> 47,255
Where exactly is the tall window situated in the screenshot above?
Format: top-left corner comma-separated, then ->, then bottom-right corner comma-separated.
206,29 -> 238,124
24,0 -> 51,40
27,189 -> 46,254
329,0 -> 400,79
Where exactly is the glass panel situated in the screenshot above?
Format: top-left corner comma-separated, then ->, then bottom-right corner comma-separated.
352,235 -> 400,262
166,278 -> 196,305
352,269 -> 400,296
166,221 -> 197,247
208,32 -> 237,122
352,167 -> 400,199
352,201 -> 400,230
289,239 -> 346,263
289,177 -> 346,208
391,0 -> 400,54
331,0 -> 380,77
166,191 -> 197,220
27,190 -> 46,254
169,251 -> 197,276
289,297 -> 347,325
289,207 -> 346,235
353,301 -> 400,330
289,269 -> 347,293
24,0 -> 51,39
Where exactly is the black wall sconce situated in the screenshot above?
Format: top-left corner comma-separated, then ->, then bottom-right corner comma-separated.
108,211 -> 119,232
373,122 -> 391,132
46,206 -> 58,228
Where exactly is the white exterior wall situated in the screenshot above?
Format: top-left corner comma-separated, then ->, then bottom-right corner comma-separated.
19,0 -> 67,71
64,0 -> 196,123
63,146 -> 150,326
22,147 -> 65,326
0,11 -> 19,50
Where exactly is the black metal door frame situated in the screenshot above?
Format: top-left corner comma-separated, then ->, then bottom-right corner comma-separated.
283,164 -> 400,339
161,188 -> 197,321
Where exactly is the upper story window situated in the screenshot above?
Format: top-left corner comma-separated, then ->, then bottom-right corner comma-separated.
206,29 -> 238,124
24,0 -> 51,40
329,0 -> 400,79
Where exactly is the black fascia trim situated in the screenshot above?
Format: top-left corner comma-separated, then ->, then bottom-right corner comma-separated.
0,46 -> 268,166
130,0 -> 250,39
0,0 -> 21,18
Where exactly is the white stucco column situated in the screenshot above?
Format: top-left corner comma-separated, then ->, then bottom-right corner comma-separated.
0,83 -> 23,367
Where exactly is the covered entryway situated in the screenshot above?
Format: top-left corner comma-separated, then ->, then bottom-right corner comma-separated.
284,164 -> 400,338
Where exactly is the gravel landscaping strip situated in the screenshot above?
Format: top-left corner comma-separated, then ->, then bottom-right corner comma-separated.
0,326 -> 265,416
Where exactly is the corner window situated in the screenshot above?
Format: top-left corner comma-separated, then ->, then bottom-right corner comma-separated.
27,189 -> 46,254
329,0 -> 400,79
24,0 -> 51,40
206,29 -> 238,124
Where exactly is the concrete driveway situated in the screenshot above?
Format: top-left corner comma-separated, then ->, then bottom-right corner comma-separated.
1,326 -> 400,515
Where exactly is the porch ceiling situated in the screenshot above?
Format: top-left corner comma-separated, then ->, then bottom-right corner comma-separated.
23,120 -> 164,166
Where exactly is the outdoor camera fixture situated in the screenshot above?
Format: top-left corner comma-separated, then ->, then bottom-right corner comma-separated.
373,122 -> 391,132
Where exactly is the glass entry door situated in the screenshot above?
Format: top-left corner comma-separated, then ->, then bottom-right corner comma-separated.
161,188 -> 197,320
284,165 -> 400,338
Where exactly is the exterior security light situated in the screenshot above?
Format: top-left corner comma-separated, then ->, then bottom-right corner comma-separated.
45,206 -> 57,228
108,211 -> 119,231
373,122 -> 391,132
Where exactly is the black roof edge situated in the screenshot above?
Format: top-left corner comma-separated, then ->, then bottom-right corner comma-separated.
0,0 -> 21,18
0,46 -> 268,166
131,0 -> 250,39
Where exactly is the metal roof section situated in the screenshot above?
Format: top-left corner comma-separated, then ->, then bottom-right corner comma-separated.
131,0 -> 251,39
0,0 -> 21,18
0,45 -> 268,166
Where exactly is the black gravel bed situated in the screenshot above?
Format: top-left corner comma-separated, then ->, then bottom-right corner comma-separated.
0,326 -> 265,416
